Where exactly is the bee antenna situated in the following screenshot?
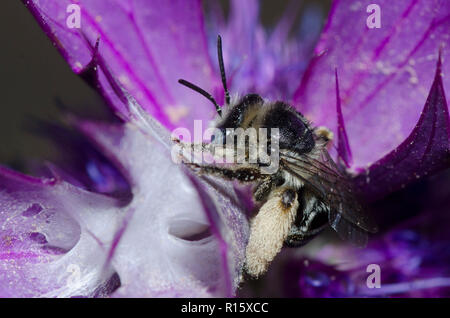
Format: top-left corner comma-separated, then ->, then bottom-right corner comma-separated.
217,35 -> 230,105
178,79 -> 222,117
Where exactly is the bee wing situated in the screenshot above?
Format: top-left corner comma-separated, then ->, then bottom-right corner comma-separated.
280,149 -> 378,241
328,209 -> 369,247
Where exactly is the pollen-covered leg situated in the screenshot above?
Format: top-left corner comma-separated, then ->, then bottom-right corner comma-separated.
253,177 -> 273,202
285,191 -> 330,247
172,137 -> 212,153
245,187 -> 299,278
253,174 -> 284,202
184,162 -> 263,183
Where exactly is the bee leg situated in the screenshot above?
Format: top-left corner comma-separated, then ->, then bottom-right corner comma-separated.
245,187 -> 299,278
284,222 -> 326,247
172,137 -> 211,152
253,177 -> 273,202
253,173 -> 285,202
284,225 -> 309,247
184,162 -> 264,183
285,195 -> 329,247
172,138 -> 213,163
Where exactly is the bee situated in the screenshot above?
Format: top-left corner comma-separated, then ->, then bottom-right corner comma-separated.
176,36 -> 378,278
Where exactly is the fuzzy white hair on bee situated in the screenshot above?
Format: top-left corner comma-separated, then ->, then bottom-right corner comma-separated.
177,35 -> 377,280
245,188 -> 299,278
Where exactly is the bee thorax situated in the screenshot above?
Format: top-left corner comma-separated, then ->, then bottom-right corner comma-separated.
281,169 -> 304,190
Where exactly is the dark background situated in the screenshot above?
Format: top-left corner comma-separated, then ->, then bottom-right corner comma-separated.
0,0 -> 331,173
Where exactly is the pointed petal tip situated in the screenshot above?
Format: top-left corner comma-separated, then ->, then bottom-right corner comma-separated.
78,34 -> 101,85
334,68 -> 353,168
436,46 -> 450,148
78,34 -> 132,121
354,48 -> 450,202
437,45 -> 443,73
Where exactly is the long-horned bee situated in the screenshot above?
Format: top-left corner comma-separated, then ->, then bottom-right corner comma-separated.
176,36 -> 378,278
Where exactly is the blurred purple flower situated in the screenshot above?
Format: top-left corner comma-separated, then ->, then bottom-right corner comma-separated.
1,0 -> 448,297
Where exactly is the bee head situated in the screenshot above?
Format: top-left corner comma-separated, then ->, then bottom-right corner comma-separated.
210,94 -> 264,145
